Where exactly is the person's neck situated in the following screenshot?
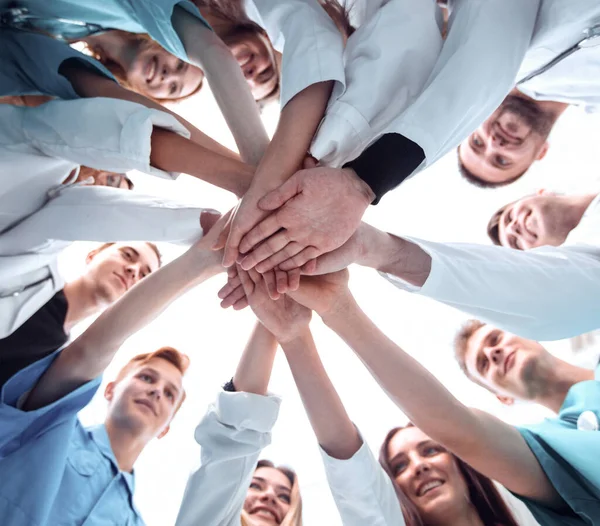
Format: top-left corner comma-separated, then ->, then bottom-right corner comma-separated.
105,419 -> 149,473
561,193 -> 598,233
426,503 -> 486,526
535,358 -> 595,413
83,32 -> 136,71
511,89 -> 569,121
62,278 -> 103,332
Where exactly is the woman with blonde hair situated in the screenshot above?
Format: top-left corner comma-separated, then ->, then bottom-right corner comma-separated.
176,321 -> 304,526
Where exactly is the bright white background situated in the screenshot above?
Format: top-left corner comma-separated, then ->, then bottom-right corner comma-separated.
63,82 -> 600,525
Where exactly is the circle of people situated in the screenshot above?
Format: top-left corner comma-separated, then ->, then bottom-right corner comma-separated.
0,1 -> 599,526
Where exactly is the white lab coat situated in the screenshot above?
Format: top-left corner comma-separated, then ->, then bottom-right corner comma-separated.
320,437 -> 406,526
382,195 -> 600,341
0,98 -> 208,338
311,0 -> 600,174
175,391 -> 281,526
243,0 -> 346,109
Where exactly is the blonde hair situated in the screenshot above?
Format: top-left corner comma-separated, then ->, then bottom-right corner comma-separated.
241,460 -> 303,526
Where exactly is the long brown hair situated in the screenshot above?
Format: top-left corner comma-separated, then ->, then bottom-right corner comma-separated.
379,425 -> 520,526
83,31 -> 204,104
241,459 -> 303,526
193,0 -> 354,106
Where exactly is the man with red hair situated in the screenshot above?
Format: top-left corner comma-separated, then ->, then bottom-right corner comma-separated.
0,211 -> 223,526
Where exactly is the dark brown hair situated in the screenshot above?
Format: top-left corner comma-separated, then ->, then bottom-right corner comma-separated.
457,146 -> 525,189
379,424 -> 519,526
91,242 -> 162,268
194,0 -> 354,107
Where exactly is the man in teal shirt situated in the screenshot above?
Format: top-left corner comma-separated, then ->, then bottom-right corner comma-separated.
0,212 -> 223,525
455,320 -> 600,524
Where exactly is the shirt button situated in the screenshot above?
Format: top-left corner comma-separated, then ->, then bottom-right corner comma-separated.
577,410 -> 599,431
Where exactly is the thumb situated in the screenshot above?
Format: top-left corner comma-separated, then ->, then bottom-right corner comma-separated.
199,209 -> 221,234
258,174 -> 301,211
303,155 -> 318,169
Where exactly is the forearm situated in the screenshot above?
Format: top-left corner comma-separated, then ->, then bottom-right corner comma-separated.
356,224 -> 431,287
172,6 -> 269,166
322,296 -> 478,451
282,329 -> 361,460
25,247 -> 222,410
150,127 -> 253,196
232,323 -> 278,395
62,63 -> 239,160
254,82 -> 334,189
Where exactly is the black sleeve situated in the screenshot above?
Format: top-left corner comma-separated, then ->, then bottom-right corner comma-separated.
344,133 -> 425,204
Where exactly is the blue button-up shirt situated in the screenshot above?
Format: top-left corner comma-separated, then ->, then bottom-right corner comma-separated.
0,351 -> 145,525
516,361 -> 600,525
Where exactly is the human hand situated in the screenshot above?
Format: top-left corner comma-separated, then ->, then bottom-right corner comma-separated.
238,266 -> 311,343
218,264 -> 301,309
214,184 -> 272,267
286,270 -> 351,318
236,166 -> 374,273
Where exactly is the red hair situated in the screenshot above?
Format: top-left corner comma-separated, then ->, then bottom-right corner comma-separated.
114,346 -> 190,412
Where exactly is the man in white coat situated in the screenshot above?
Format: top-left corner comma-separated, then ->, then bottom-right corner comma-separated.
220,183 -> 600,341
228,0 -> 600,279
0,97 -> 237,384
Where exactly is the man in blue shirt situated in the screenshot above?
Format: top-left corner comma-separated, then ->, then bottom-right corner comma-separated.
455,320 -> 600,525
0,211 -> 224,525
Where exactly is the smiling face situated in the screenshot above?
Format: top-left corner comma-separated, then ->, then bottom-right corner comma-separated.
243,467 -> 292,525
459,95 -> 555,185
386,427 -> 470,522
222,28 -> 279,102
491,192 -> 572,250
84,242 -> 160,304
105,357 -> 185,440
463,324 -> 552,403
127,43 -> 204,100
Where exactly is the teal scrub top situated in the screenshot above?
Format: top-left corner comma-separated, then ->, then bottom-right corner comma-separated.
9,0 -> 209,61
0,29 -> 116,98
0,351 -> 144,526
516,361 -> 600,525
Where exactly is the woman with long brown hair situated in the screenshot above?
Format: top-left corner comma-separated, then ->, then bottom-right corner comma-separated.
380,424 -> 521,526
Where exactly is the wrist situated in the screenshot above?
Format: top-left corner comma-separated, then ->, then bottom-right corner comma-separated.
320,291 -> 355,327
357,227 -> 407,272
342,167 -> 375,206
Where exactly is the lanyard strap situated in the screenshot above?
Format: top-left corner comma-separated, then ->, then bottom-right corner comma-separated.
0,6 -> 106,41
518,24 -> 600,85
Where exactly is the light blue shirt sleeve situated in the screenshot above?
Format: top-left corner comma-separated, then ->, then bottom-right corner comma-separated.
0,28 -> 116,98
0,350 -> 101,457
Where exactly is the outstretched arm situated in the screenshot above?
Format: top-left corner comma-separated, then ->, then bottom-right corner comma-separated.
282,329 -> 361,460
288,273 -> 562,509
23,212 -> 225,411
172,7 -> 269,166
176,324 -> 280,526
296,221 -> 600,341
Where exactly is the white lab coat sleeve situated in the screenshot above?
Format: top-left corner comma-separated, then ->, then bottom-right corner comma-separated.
320,434 -> 405,526
176,391 -> 282,526
380,237 -> 600,341
0,185 -> 207,255
20,98 -> 190,179
310,0 -> 443,167
396,0 -> 540,166
245,0 -> 345,108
